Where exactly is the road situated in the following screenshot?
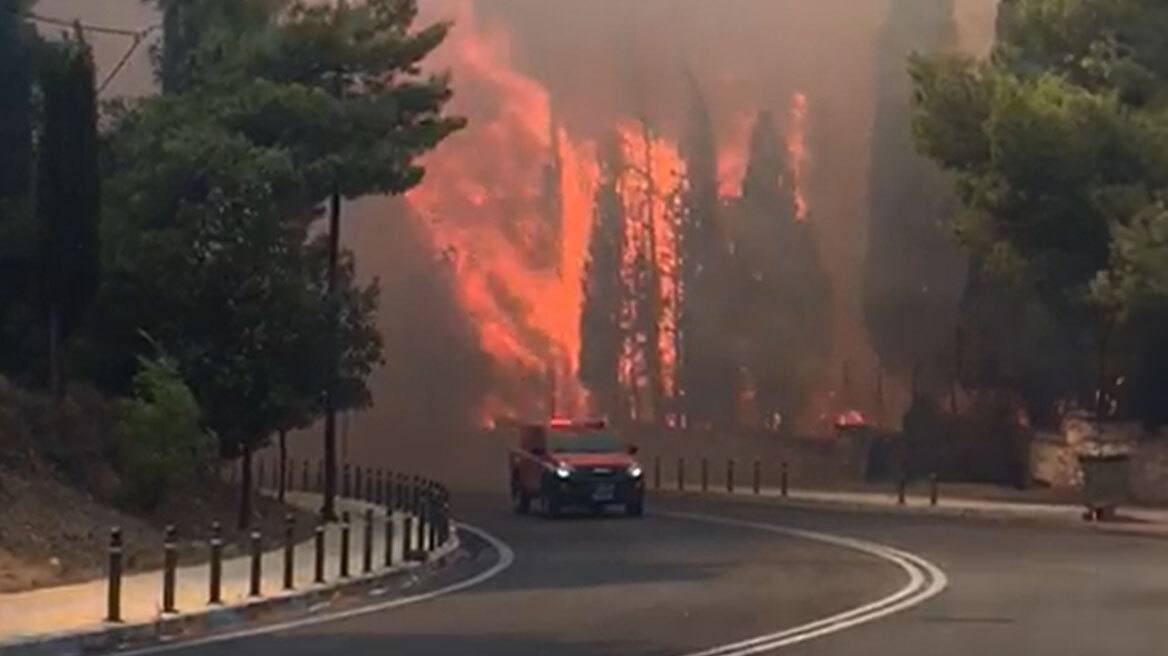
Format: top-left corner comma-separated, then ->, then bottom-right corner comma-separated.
139,491 -> 1168,656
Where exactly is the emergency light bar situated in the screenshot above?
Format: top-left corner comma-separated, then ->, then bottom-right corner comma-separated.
548,418 -> 607,429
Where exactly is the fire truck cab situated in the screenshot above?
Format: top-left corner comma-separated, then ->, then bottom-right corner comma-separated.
508,419 -> 645,518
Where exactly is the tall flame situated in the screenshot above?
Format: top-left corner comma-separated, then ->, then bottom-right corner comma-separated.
614,121 -> 683,416
407,0 -> 597,419
786,92 -> 809,220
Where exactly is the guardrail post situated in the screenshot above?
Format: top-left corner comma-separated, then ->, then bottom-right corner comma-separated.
384,511 -> 395,568
403,515 -> 414,561
249,530 -> 262,597
653,457 -> 661,491
753,459 -> 761,495
428,491 -> 438,551
283,513 -> 295,590
417,495 -> 427,555
106,527 -> 123,622
677,458 -> 685,492
340,512 -> 351,578
726,459 -> 735,493
208,522 -> 223,604
701,457 -> 709,492
781,461 -> 789,497
897,474 -> 907,506
162,525 -> 177,614
390,472 -> 397,509
313,525 -> 325,584
929,473 -> 939,506
363,508 -> 374,574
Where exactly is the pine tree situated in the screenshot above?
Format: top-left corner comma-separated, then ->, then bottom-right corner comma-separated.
36,32 -> 102,397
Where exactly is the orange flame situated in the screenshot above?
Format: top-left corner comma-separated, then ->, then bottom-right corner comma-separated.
407,1 -> 597,418
786,92 -> 809,220
614,121 -> 683,416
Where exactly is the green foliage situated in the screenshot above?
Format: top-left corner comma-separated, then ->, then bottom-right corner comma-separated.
114,355 -> 210,510
910,0 -> 1168,424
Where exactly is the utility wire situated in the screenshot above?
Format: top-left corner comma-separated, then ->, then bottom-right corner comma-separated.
7,5 -> 162,95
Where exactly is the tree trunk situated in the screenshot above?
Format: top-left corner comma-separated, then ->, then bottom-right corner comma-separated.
278,430 -> 287,503
321,184 -> 341,521
239,445 -> 253,530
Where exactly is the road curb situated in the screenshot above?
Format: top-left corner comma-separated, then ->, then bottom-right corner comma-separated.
655,490 -> 1168,539
0,531 -> 462,656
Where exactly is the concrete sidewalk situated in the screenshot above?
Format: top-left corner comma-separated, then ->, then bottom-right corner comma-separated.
665,485 -> 1168,534
0,492 -> 420,645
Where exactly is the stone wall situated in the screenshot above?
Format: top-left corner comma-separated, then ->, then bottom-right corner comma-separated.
1028,414 -> 1168,505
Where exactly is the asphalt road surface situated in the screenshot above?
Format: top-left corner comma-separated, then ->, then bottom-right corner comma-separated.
143,491 -> 1168,656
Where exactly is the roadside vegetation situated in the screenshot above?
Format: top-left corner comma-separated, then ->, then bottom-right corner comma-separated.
0,0 -> 462,587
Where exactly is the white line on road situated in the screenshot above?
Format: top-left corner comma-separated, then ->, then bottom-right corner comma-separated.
118,522 -> 515,655
657,510 -> 948,656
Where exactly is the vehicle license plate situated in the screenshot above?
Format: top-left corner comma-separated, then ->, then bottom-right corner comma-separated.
592,484 -> 615,501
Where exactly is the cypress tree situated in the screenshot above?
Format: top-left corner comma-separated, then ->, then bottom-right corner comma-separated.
36,33 -> 102,397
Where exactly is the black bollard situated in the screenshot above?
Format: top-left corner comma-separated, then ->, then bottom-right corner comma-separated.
753,460 -> 761,495
249,530 -> 262,597
366,468 -> 375,502
106,527 -> 123,622
354,467 -> 363,501
385,471 -> 395,509
701,457 -> 709,492
375,470 -> 384,505
897,474 -> 907,506
208,522 -> 223,604
313,525 -> 325,584
363,508 -> 374,574
384,511 -> 395,568
677,458 -> 685,492
929,473 -> 939,507
283,514 -> 295,590
726,459 -> 735,493
162,525 -> 178,614
340,512 -> 351,578
781,461 -> 789,498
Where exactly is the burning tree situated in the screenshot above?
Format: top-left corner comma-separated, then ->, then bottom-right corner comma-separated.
729,108 -> 832,428
580,134 -> 627,421
674,76 -> 739,430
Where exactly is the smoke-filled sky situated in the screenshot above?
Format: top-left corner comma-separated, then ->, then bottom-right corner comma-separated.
35,0 -> 998,466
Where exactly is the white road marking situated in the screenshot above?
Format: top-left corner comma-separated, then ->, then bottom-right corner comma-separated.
658,510 -> 948,656
117,523 -> 514,655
